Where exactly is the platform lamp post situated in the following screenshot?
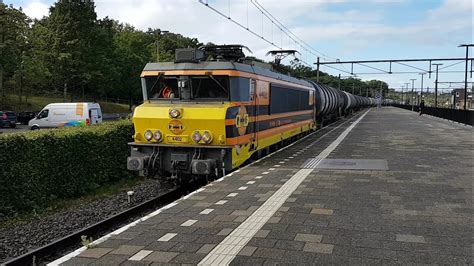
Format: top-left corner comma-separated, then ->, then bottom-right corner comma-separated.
401,86 -> 404,104
426,86 -> 430,105
459,44 -> 473,110
338,74 -> 341,90
410,79 -> 416,111
432,63 -> 443,107
379,80 -> 383,99
419,73 -> 425,105
404,83 -> 409,105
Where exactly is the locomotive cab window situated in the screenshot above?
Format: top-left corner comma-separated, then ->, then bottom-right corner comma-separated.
191,76 -> 229,99
145,76 -> 180,99
144,75 -> 253,101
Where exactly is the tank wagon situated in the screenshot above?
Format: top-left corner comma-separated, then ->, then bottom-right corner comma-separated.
127,45 -> 375,182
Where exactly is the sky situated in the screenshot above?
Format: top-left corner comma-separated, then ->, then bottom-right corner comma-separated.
6,0 -> 474,91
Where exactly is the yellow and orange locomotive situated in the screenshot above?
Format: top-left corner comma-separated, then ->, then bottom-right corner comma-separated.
127,45 -> 371,181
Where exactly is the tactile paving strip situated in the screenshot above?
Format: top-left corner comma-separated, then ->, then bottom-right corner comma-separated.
301,158 -> 388,170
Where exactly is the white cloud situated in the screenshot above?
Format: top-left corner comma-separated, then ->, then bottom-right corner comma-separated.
13,0 -> 473,89
91,0 -> 471,57
93,0 -> 284,61
22,1 -> 49,20
90,0 -> 472,89
427,0 -> 473,19
90,0 -> 386,63
291,0 -> 472,47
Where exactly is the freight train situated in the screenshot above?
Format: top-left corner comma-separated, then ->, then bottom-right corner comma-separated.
127,45 -> 375,183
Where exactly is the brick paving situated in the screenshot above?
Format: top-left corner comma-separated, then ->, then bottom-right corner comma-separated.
57,107 -> 473,265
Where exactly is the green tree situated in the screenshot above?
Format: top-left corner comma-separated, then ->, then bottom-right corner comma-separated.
12,17 -> 52,106
365,79 -> 389,97
87,17 -> 120,101
146,29 -> 201,62
0,4 -> 29,103
287,61 -> 390,97
45,0 -> 98,101
113,24 -> 153,109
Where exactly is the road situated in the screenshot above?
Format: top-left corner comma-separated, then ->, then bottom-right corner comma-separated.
0,113 -> 130,135
0,124 -> 30,134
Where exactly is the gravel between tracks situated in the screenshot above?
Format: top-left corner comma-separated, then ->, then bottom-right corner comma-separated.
0,178 -> 174,263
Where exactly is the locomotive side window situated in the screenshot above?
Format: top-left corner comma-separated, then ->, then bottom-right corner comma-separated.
250,79 -> 256,101
230,77 -> 250,102
191,76 -> 229,99
270,85 -> 311,114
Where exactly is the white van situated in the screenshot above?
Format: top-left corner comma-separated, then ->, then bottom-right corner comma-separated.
29,103 -> 102,130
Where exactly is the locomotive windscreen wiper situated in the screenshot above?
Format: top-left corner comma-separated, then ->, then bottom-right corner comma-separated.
207,74 -> 227,93
148,73 -> 164,96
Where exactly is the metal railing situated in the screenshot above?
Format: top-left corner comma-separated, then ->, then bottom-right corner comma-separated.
394,104 -> 474,126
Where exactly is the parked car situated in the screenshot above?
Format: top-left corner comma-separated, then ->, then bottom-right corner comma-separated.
0,111 -> 8,128
29,102 -> 102,130
5,111 -> 17,128
17,111 -> 37,125
0,111 -> 17,128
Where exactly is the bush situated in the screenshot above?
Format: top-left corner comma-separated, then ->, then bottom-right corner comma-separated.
0,120 -> 133,216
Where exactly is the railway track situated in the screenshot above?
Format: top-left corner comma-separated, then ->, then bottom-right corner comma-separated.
2,188 -> 184,266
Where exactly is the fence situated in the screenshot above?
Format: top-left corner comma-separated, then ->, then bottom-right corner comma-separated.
56,92 -> 142,106
394,104 -> 474,126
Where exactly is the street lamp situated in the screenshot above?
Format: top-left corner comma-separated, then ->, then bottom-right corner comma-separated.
156,30 -> 169,62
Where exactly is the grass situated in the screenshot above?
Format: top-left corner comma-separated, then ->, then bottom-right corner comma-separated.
0,176 -> 146,230
1,94 -> 131,113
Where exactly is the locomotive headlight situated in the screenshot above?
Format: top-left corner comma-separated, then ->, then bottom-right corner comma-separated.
202,131 -> 213,144
153,130 -> 163,142
192,131 -> 202,143
144,130 -> 153,141
169,108 -> 181,119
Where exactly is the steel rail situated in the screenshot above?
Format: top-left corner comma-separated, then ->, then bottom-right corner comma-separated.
2,188 -> 184,266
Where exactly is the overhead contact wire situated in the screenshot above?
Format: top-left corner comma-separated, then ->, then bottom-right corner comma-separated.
198,0 -> 282,50
253,0 -> 336,61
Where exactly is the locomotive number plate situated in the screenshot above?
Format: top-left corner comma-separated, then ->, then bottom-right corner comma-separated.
167,136 -> 188,143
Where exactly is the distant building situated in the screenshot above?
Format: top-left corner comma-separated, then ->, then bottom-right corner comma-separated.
451,88 -> 473,110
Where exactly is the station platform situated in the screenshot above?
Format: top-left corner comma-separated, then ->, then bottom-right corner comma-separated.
53,107 -> 473,265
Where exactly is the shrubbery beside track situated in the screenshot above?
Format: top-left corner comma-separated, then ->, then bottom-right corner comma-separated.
0,120 -> 133,216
